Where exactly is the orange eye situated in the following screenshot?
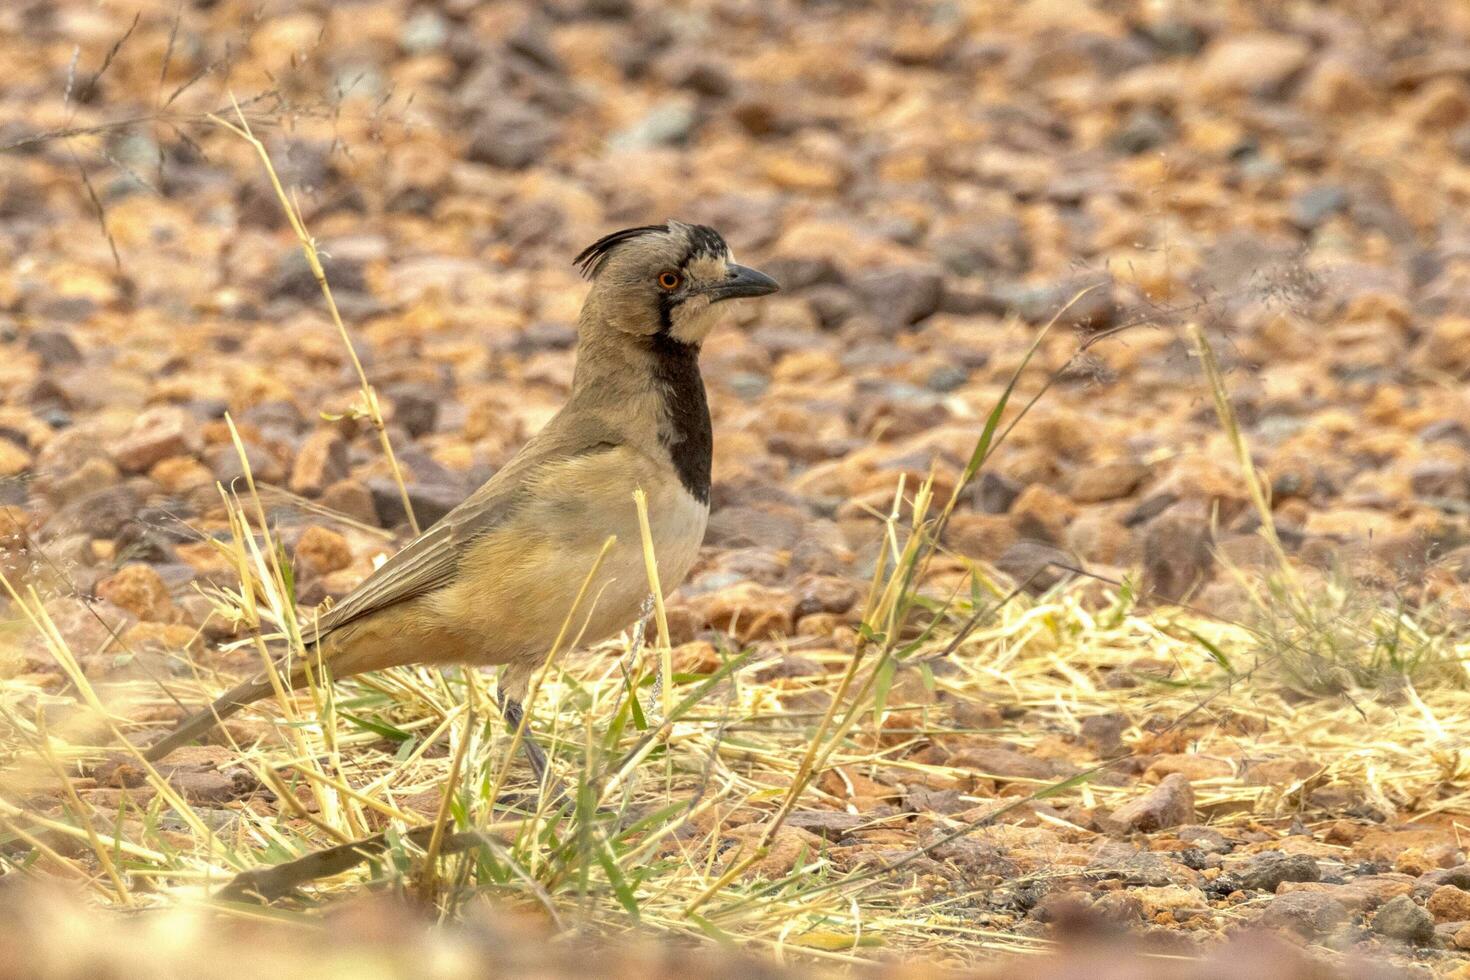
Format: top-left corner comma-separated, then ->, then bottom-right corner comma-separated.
658,271 -> 682,290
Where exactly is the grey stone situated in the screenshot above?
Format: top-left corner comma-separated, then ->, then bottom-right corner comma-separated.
369,479 -> 465,529
931,218 -> 1029,276
467,101 -> 558,170
996,540 -> 1077,594
1372,894 -> 1435,944
1111,108 -> 1173,155
1142,511 -> 1212,601
1237,852 -> 1322,892
853,266 -> 944,331
1259,890 -> 1349,937
26,330 -> 82,367
611,101 -> 697,150
975,471 -> 1023,514
400,10 -> 449,53
1289,185 -> 1350,231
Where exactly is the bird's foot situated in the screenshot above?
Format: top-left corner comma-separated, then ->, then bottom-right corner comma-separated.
497,692 -> 570,811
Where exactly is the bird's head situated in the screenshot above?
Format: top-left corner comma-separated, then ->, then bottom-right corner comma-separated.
574,220 -> 779,347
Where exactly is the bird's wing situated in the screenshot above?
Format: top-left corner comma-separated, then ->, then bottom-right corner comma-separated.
309,421 -> 623,641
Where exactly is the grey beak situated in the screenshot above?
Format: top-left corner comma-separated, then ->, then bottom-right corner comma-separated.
708,263 -> 780,302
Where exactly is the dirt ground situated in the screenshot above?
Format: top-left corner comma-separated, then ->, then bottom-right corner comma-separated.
3,0 -> 1470,975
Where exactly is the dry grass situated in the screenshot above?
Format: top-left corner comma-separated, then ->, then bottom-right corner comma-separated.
1,310 -> 1468,968
1,122 -> 1468,971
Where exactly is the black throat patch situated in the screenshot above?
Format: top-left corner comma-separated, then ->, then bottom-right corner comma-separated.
648,332 -> 712,504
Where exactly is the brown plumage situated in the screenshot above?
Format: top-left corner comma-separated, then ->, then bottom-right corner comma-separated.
143,221 -> 778,770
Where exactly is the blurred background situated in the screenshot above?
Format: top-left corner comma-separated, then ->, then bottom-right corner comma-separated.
3,0 -> 1470,976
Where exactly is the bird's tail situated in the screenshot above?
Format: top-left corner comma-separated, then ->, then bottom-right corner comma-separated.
142,668 -> 303,763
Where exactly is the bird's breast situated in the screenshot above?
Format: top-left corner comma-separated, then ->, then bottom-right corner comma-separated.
430,447 -> 708,663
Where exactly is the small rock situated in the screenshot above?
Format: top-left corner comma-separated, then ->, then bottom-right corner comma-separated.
1279,875 -> 1414,912
1131,884 -> 1210,919
467,101 -> 557,170
369,479 -> 464,529
511,321 -> 579,356
1092,891 -> 1146,925
1259,890 -> 1350,937
1236,852 -> 1322,892
1394,845 -> 1445,877
168,768 -> 242,805
1178,826 -> 1232,854
663,53 -> 735,98
926,364 -> 969,393
0,439 -> 32,477
208,441 -> 285,486
793,575 -> 859,619
1416,866 -> 1470,897
1070,460 -> 1150,503
289,429 -> 350,498
611,100 -> 697,149
1100,773 -> 1195,835
1080,713 -> 1128,755
1087,840 -> 1186,887
0,505 -> 31,551
400,9 -> 448,53
930,219 -> 1029,276
948,745 -> 1072,781
387,386 -> 441,438
149,456 -> 214,493
998,275 -> 1118,329
1289,185 -> 1350,231
122,621 -> 202,656
1409,460 -> 1467,498
706,506 -> 804,550
294,526 -> 352,576
1141,511 -> 1212,601
762,152 -> 847,193
945,512 -> 1017,561
691,582 -> 794,643
1372,894 -> 1436,944
321,478 -> 379,526
44,455 -> 119,505
1429,884 -> 1470,923
1197,33 -> 1310,98
51,484 -> 142,540
1065,513 -> 1136,566
1009,483 -> 1076,542
975,471 -> 1023,513
96,564 -> 175,623
950,699 -> 1003,730
273,246 -> 370,301
995,540 -> 1076,594
26,330 -> 83,367
852,267 -> 944,332
904,786 -> 967,815
1110,107 -> 1173,155
783,810 -> 866,841
1455,921 -> 1470,949
111,406 -> 199,474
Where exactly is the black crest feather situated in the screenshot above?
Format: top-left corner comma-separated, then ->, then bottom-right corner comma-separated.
684,224 -> 727,261
573,224 -> 667,279
573,221 -> 729,280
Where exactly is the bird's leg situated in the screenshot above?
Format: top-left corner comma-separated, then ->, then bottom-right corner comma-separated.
496,689 -> 550,787
627,593 -> 655,658
622,593 -> 662,717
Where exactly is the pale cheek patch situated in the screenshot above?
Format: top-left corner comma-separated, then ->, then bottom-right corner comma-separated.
671,254 -> 731,344
670,296 -> 721,345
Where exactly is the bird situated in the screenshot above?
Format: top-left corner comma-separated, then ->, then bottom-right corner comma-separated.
142,220 -> 779,777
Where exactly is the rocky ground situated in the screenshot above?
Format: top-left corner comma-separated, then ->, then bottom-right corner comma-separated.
3,0 -> 1470,975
